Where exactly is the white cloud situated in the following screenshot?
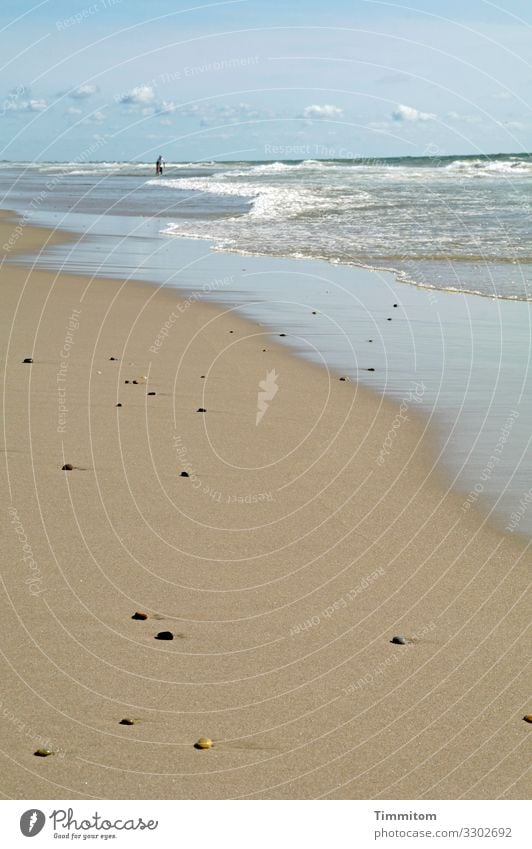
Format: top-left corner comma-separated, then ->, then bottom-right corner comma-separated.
302,104 -> 343,119
392,103 -> 435,122
70,84 -> 98,100
5,97 -> 47,113
82,110 -> 106,124
119,85 -> 156,105
66,106 -> 82,115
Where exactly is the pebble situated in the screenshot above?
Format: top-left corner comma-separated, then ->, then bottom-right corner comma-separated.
339,376 -> 350,382
62,464 -> 73,471
393,304 -> 398,308
147,391 -> 156,396
197,407 -> 206,412
23,357 -> 33,363
155,631 -> 174,640
194,737 -> 213,750
523,715 -> 532,723
229,330 -> 234,333
34,748 -> 53,757
312,311 -> 317,314
109,357 -> 119,361
368,339 -> 373,342
279,333 -> 286,337
391,635 -> 407,645
132,611 -> 148,620
367,368 -> 375,372
119,718 -> 136,725
116,403 -> 122,407
125,380 -> 130,384
132,380 -> 138,384
180,471 -> 189,478
387,318 -> 392,321
200,375 -> 205,378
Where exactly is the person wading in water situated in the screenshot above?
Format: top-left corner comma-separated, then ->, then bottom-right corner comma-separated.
155,155 -> 165,175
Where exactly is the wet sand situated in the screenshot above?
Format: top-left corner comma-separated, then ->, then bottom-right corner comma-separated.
1,213 -> 529,799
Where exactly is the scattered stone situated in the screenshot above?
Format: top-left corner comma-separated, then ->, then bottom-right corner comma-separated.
279,333 -> 286,337
393,304 -> 398,308
387,318 -> 392,321
368,339 -> 373,342
132,611 -> 148,620
194,737 -> 213,750
132,380 -> 138,384
125,380 -> 130,384
119,718 -> 137,725
62,464 -> 73,471
155,630 -> 174,640
34,748 -> 53,757
180,471 -> 189,478
229,330 -> 234,333
22,357 -> 33,363
312,311 -> 317,314
262,348 -> 267,352
200,375 -> 205,378
523,715 -> 532,723
109,356 -> 119,361
339,376 -> 350,382
116,403 -> 122,407
391,635 -> 407,645
147,391 -> 156,396
367,368 -> 375,372
197,407 -> 206,412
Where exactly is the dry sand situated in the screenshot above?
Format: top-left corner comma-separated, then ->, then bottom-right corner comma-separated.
0,212 -> 529,799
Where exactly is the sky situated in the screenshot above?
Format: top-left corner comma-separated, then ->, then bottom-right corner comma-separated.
0,0 -> 531,161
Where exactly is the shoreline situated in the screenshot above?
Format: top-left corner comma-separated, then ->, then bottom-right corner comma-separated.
1,212 -> 530,800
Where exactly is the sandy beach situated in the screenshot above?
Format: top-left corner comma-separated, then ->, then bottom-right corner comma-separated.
1,212 -> 529,800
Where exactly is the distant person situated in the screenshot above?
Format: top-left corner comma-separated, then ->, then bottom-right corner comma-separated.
155,155 -> 165,175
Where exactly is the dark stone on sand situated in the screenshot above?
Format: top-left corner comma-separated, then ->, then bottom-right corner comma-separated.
393,304 -> 398,308
391,635 -> 407,645
132,380 -> 138,384
116,403 -> 122,407
155,630 -> 174,640
119,718 -> 136,725
132,611 -> 148,620
279,333 -> 286,337
62,464 -> 73,471
109,356 -> 119,360
367,368 -> 375,372
180,471 -> 189,478
229,330 -> 234,333
23,357 -> 33,363
312,311 -> 317,314
387,318 -> 392,321
34,748 -> 53,757
147,391 -> 156,396
368,339 -> 373,342
523,714 -> 532,723
197,407 -> 206,412
200,375 -> 205,378
262,348 -> 267,352
125,380 -> 130,384
339,376 -> 350,382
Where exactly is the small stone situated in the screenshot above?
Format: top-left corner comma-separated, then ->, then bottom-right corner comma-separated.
523,715 -> 532,723
194,737 -> 213,750
116,403 -> 122,407
155,630 -> 174,640
22,357 -> 33,363
62,463 -> 73,471
279,333 -> 286,337
387,318 -> 392,321
393,304 -> 398,308
180,471 -> 189,478
312,311 -> 317,314
229,330 -> 234,333
262,348 -> 267,352
368,339 -> 373,342
109,356 -> 119,361
147,391 -> 156,396
200,375 -> 205,378
132,380 -> 138,384
391,635 -> 407,645
125,380 -> 130,384
132,611 -> 148,620
367,368 -> 375,372
339,376 -> 350,382
119,718 -> 136,725
34,748 -> 53,757
197,407 -> 206,412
